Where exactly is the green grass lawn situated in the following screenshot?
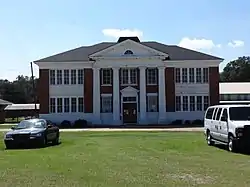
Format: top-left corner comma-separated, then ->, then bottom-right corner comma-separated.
0,132 -> 250,187
0,124 -> 15,129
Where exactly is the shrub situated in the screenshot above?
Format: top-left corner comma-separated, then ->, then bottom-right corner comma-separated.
184,120 -> 191,125
192,119 -> 204,125
171,119 -> 183,125
73,119 -> 88,128
60,120 -> 71,128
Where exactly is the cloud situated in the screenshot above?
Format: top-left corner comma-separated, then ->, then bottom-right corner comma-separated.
102,29 -> 143,39
228,40 -> 244,48
178,37 -> 221,50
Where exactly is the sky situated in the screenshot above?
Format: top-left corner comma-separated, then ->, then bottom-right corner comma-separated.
0,0 -> 249,81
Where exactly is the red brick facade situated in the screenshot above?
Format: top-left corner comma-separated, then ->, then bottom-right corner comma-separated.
39,69 -> 49,114
209,67 -> 220,106
84,69 -> 93,113
165,67 -> 175,112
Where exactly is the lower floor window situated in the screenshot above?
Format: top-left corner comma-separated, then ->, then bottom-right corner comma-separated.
147,95 -> 158,112
101,96 -> 112,113
49,97 -> 84,113
50,98 -> 56,113
78,97 -> 84,112
57,98 -> 63,113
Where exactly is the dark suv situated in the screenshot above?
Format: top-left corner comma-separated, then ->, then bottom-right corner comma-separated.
4,118 -> 59,149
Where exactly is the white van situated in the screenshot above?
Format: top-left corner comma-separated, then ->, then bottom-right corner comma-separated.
204,104 -> 250,152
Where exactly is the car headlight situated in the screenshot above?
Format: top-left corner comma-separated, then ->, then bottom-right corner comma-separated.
235,128 -> 244,137
30,133 -> 42,137
5,134 -> 12,139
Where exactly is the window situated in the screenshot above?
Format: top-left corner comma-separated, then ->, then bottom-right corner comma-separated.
71,97 -> 77,112
124,50 -> 133,55
182,96 -> 188,111
182,68 -> 188,83
196,96 -> 202,111
203,68 -> 209,83
64,98 -> 70,113
49,98 -> 56,113
189,68 -> 195,83
57,98 -> 63,113
123,97 -> 136,102
101,96 -> 112,113
64,70 -> 69,85
203,96 -> 209,110
121,69 -> 129,84
78,69 -> 84,84
78,97 -> 84,112
101,69 -> 112,85
212,108 -> 218,120
215,108 -> 222,120
121,69 -> 137,85
229,107 -> 250,121
71,70 -> 77,84
146,68 -> 157,85
176,96 -> 181,111
220,109 -> 228,121
57,70 -> 62,85
49,70 -> 55,85
130,69 -> 137,84
147,95 -> 158,112
175,68 -> 181,83
196,68 -> 202,83
205,108 -> 214,119
189,96 -> 195,111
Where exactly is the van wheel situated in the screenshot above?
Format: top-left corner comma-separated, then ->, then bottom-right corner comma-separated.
228,135 -> 237,152
207,131 -> 214,146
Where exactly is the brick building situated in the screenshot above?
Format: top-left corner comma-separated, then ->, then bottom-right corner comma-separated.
34,37 -> 223,125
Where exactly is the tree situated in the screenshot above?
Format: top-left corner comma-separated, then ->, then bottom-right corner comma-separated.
220,56 -> 250,82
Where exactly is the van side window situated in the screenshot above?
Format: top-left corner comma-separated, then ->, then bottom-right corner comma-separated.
205,108 -> 214,119
212,108 -> 218,120
220,109 -> 228,122
215,108 -> 222,120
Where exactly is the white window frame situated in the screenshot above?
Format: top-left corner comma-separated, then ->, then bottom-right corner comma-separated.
71,69 -> 77,85
175,68 -> 181,83
196,68 -> 202,83
189,68 -> 195,83
56,70 -> 62,85
57,98 -> 63,113
182,96 -> 189,111
146,68 -> 158,85
121,68 -> 137,85
101,68 -> 112,85
78,69 -> 84,85
64,70 -> 70,85
189,96 -> 195,111
101,94 -> 112,113
78,97 -> 84,112
182,68 -> 188,83
146,93 -> 158,112
49,70 -> 56,85
175,96 -> 181,111
49,98 -> 56,113
203,96 -> 209,110
202,68 -> 209,83
196,96 -> 203,111
64,98 -> 70,113
71,97 -> 77,112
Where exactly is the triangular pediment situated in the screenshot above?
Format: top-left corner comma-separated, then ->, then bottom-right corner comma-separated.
89,39 -> 168,59
120,86 -> 139,94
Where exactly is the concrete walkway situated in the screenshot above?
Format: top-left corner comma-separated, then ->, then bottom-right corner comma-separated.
0,127 -> 203,132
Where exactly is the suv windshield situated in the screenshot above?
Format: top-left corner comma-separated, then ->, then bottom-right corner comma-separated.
229,107 -> 250,121
16,120 -> 46,129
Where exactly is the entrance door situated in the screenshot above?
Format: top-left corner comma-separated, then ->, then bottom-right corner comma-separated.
123,103 -> 137,124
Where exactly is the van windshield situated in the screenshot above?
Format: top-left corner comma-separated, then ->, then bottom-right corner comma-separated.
229,107 -> 250,121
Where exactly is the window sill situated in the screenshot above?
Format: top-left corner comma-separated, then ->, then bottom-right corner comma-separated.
121,84 -> 137,86
101,84 -> 112,87
147,84 -> 157,86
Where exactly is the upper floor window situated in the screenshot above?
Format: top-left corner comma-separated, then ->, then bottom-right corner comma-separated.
78,69 -> 84,84
71,70 -> 77,85
189,68 -> 195,83
175,68 -> 181,83
64,70 -> 69,85
203,68 -> 209,83
196,68 -> 202,83
124,50 -> 133,55
57,70 -> 62,85
101,69 -> 112,85
182,68 -> 188,83
146,68 -> 158,85
121,68 -> 137,85
49,70 -> 55,85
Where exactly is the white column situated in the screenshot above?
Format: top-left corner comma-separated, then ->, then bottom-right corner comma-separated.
139,66 -> 147,124
93,67 -> 101,124
158,66 -> 166,123
113,67 -> 120,124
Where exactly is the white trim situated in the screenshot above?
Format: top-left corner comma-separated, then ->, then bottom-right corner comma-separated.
101,93 -> 112,97
89,39 -> 169,58
165,60 -> 222,67
146,93 -> 158,96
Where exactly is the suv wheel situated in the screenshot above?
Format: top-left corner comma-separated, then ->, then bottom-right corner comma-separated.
207,131 -> 214,146
228,135 -> 237,152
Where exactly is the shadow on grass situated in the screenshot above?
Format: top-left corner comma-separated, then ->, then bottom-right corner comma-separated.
3,142 -> 62,151
214,143 -> 250,155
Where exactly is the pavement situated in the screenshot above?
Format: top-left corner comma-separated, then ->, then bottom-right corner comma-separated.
0,127 -> 203,132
